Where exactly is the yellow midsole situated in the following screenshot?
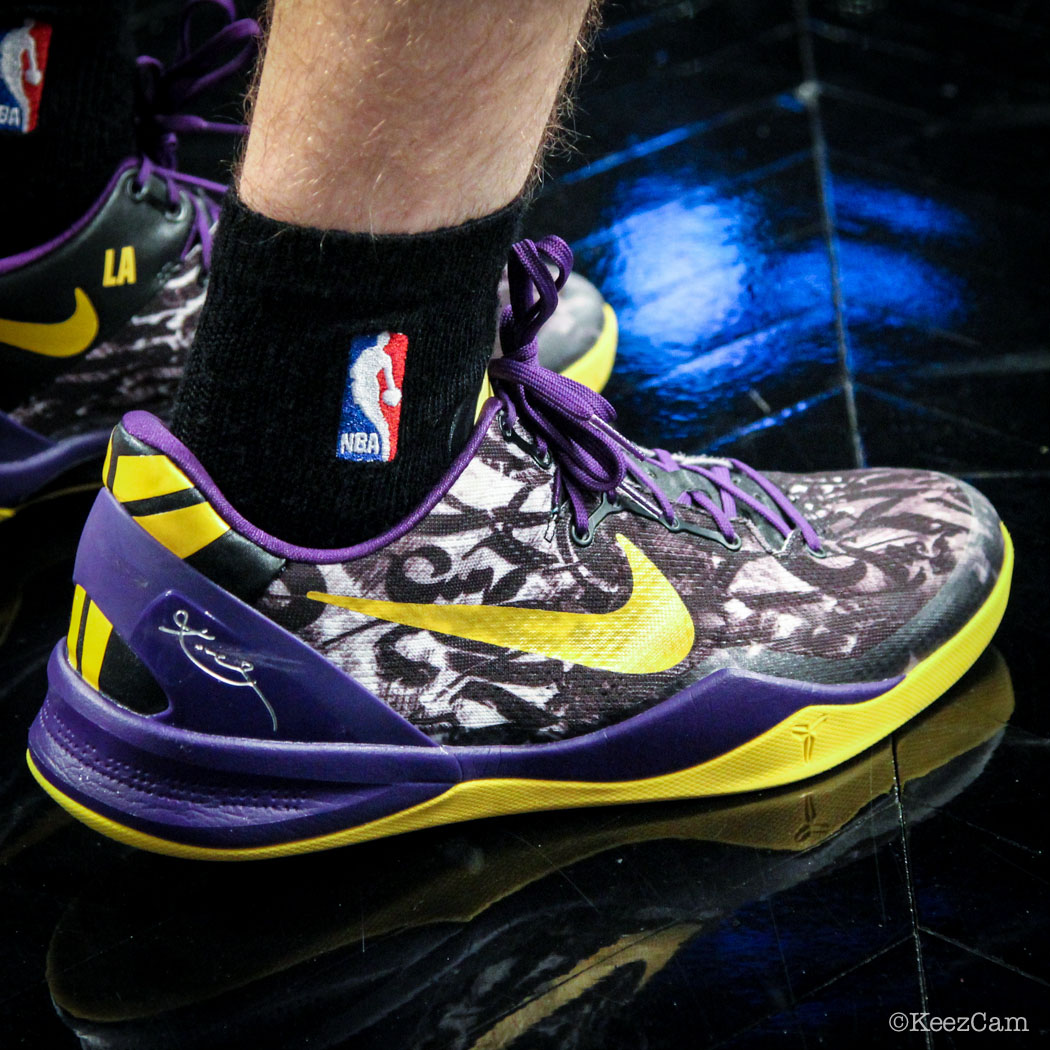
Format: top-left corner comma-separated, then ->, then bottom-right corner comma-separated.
28,525 -> 1013,862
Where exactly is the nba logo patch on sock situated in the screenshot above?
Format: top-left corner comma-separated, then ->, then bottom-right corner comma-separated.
336,332 -> 408,462
0,20 -> 51,134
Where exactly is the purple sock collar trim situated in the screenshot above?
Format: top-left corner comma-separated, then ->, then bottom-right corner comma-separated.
122,400 -> 502,563
0,159 -> 139,274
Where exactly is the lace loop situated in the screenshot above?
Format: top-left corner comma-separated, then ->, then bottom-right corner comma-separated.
499,236 -> 573,356
489,236 -> 822,553
134,0 -> 260,268
491,240 -> 627,530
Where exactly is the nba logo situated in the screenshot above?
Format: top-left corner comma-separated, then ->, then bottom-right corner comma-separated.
0,20 -> 51,134
336,332 -> 408,462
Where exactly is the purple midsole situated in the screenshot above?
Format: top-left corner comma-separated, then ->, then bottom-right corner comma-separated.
29,686 -> 448,849
36,641 -> 898,787
30,644 -> 900,848
0,429 -> 109,505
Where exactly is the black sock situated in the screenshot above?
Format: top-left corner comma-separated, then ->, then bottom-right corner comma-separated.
0,1 -> 138,257
172,194 -> 524,548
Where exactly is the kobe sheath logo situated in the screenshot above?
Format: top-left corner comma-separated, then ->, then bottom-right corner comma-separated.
0,20 -> 51,134
159,609 -> 278,732
336,331 -> 408,462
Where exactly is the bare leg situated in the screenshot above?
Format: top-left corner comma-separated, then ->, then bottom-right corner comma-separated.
240,0 -> 595,234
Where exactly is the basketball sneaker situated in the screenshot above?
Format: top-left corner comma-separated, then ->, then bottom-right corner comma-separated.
26,236 -> 1012,860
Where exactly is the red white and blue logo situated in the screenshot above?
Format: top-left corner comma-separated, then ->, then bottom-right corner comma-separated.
336,331 -> 408,462
0,20 -> 51,135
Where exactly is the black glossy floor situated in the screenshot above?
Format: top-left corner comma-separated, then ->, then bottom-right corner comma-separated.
3,1 -> 1048,1047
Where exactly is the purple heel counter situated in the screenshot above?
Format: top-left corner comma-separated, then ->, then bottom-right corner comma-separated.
29,661 -> 449,850
72,489 -> 437,748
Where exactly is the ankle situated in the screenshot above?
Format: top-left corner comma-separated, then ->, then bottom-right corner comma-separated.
172,194 -> 524,548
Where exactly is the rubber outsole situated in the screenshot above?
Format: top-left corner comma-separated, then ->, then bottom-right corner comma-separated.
27,526 -> 1013,861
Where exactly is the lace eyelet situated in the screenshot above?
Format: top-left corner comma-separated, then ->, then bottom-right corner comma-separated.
127,178 -> 151,203
807,542 -> 829,559
165,196 -> 190,222
533,448 -> 553,470
721,533 -> 743,551
570,524 -> 594,548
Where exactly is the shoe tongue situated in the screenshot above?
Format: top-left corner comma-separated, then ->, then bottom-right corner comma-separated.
448,388 -> 484,458
644,455 -> 789,547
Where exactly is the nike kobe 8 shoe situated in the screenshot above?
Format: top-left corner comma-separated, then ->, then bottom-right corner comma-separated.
0,3 -> 260,519
27,237 -> 1012,860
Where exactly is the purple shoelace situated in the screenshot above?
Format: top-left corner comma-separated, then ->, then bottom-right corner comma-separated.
489,236 -> 822,553
133,0 -> 260,268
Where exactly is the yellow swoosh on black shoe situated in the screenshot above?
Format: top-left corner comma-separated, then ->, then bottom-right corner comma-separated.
0,288 -> 99,357
307,533 -> 695,675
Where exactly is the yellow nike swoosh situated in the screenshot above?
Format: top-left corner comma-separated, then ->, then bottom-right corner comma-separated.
0,287 -> 100,357
307,533 -> 695,675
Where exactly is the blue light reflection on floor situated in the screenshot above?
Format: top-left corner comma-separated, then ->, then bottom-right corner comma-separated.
601,188 -> 753,349
582,163 -> 974,452
830,176 -> 975,242
835,241 -> 968,329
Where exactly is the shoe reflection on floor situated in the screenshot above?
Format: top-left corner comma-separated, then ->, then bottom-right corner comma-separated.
45,648 -> 1012,1050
